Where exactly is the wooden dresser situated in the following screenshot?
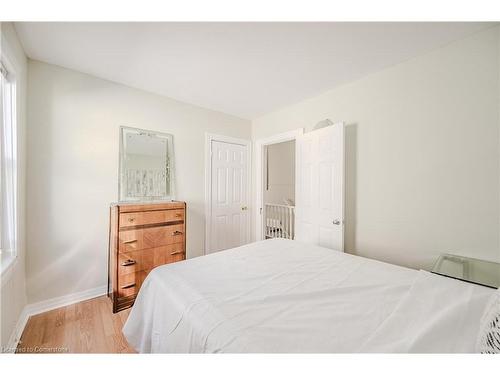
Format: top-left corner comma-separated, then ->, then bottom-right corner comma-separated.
108,201 -> 186,313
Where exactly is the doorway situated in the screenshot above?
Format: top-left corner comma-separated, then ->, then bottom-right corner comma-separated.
263,140 -> 296,239
255,129 -> 303,241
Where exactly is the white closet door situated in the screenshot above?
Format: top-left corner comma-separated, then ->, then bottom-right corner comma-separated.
209,140 -> 249,253
295,123 -> 344,251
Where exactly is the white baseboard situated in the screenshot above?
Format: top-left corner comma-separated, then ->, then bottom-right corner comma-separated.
5,306 -> 29,353
5,285 -> 107,352
26,285 -> 107,317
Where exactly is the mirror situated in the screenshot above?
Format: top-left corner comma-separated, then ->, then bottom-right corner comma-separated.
119,126 -> 175,201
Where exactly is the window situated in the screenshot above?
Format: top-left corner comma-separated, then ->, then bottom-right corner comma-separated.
0,59 -> 17,273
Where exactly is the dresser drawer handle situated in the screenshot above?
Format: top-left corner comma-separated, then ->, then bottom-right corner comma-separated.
170,250 -> 184,255
121,259 -> 136,266
175,213 -> 182,218
121,283 -> 136,289
122,239 -> 138,244
172,230 -> 183,236
127,217 -> 136,223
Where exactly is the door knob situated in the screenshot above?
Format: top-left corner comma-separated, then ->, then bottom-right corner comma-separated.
332,220 -> 341,225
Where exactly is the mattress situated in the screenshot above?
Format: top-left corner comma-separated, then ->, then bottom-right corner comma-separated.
123,238 -> 495,353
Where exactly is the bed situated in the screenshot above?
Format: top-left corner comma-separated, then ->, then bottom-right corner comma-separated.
122,238 -> 496,353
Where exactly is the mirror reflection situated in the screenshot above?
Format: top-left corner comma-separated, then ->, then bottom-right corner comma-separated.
119,126 -> 174,201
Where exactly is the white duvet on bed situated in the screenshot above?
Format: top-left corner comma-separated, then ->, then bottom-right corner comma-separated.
122,239 -> 495,353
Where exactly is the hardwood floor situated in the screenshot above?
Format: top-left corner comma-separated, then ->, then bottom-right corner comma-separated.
17,296 -> 135,353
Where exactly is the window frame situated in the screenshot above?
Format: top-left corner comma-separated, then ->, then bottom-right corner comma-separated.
0,55 -> 18,276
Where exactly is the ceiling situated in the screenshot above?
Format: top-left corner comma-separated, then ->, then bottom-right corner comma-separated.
15,22 -> 494,119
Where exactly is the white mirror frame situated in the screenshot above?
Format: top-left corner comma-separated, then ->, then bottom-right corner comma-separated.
118,126 -> 176,202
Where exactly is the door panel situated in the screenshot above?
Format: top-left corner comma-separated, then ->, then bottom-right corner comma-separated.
209,140 -> 249,253
319,162 -> 333,211
233,168 -> 242,203
296,123 -> 344,251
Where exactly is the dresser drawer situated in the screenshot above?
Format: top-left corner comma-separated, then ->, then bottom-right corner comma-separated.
119,213 -> 140,228
142,224 -> 185,249
119,224 -> 185,253
118,229 -> 144,253
117,269 -> 150,297
119,209 -> 184,228
162,209 -> 184,222
118,249 -> 154,276
153,244 -> 185,267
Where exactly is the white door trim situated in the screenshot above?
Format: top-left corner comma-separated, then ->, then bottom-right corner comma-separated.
254,128 -> 304,241
205,133 -> 252,255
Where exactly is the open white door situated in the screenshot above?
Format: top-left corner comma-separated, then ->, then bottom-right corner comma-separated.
295,123 -> 344,251
206,136 -> 251,254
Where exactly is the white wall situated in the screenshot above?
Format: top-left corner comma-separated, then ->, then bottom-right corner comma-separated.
26,60 -> 251,304
0,22 -> 28,348
264,140 -> 295,205
253,26 -> 500,270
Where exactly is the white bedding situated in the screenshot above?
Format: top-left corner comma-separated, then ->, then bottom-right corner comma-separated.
123,239 -> 495,353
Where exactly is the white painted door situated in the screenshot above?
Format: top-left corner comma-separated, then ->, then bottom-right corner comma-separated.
295,123 -> 344,251
209,140 -> 250,253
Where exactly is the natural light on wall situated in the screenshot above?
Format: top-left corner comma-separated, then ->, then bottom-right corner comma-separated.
0,58 -> 18,274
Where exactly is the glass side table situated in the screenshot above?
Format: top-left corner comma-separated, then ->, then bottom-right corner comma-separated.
431,254 -> 500,289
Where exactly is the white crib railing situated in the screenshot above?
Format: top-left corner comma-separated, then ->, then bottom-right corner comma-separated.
264,203 -> 295,240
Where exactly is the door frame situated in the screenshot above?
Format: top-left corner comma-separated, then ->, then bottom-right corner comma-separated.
254,128 -> 304,241
205,133 -> 252,255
